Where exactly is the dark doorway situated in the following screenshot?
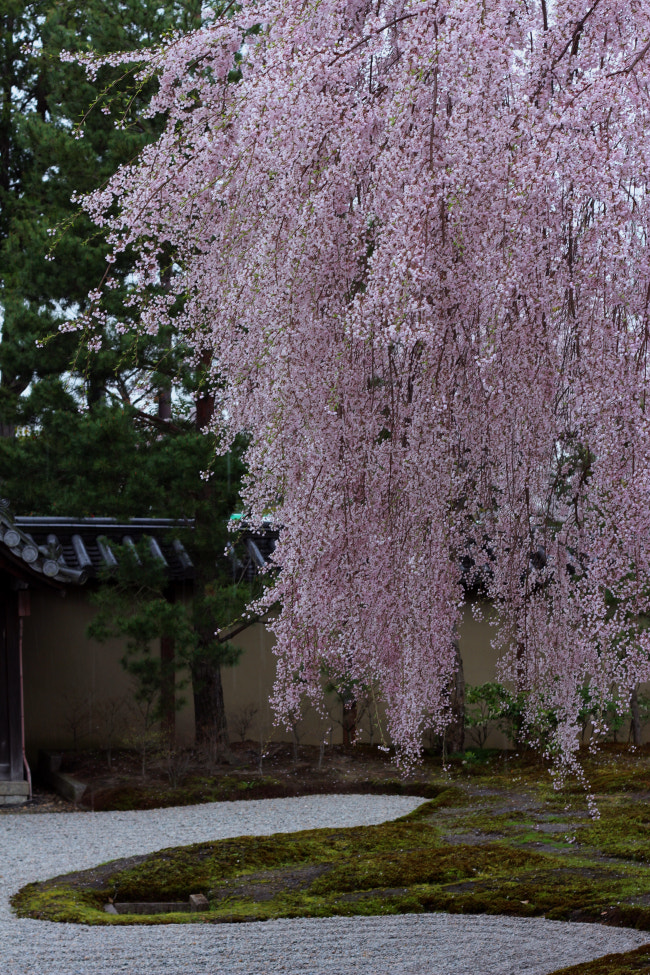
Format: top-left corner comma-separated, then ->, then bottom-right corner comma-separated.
0,588 -> 22,781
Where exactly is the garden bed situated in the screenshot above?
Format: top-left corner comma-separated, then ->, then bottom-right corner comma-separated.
11,744 -> 650,974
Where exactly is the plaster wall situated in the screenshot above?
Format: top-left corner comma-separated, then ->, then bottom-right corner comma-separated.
22,588 -> 138,758
18,588 -> 548,756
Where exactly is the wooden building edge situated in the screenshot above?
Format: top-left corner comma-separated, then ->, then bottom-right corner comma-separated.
0,510 -> 75,803
0,511 -> 275,803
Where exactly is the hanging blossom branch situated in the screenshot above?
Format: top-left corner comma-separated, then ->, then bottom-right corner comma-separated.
74,0 -> 650,777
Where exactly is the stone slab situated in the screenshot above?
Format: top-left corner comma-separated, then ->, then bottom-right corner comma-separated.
0,780 -> 29,797
37,750 -> 87,803
112,902 -> 190,915
46,771 -> 86,804
0,794 -> 28,805
189,893 -> 209,911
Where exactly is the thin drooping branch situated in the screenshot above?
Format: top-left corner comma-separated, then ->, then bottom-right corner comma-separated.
78,0 -> 650,773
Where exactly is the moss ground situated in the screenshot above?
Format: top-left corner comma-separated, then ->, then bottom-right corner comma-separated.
548,946 -> 650,973
12,746 -> 650,975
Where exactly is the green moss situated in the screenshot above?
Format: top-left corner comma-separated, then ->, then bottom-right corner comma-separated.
10,885 -> 104,924
16,747 -> 650,936
546,945 -> 650,974
573,801 -> 650,862
308,844 -> 542,896
15,800 -> 650,930
393,788 -> 469,823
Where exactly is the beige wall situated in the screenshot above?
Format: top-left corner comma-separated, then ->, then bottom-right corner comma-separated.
458,599 -> 511,749
459,599 -> 500,685
23,589 -> 139,758
33,587 -> 644,756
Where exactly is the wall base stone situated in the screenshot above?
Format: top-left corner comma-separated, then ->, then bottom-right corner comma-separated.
0,780 -> 29,804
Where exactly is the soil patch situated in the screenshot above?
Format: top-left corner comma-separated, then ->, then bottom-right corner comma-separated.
210,864 -> 332,902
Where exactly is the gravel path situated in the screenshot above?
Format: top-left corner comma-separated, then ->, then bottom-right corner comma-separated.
1,794 -> 648,975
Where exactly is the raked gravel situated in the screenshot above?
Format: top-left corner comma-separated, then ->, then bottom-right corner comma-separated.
0,794 -> 648,975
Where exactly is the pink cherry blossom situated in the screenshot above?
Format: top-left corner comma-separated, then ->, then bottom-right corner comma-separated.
78,0 -> 650,770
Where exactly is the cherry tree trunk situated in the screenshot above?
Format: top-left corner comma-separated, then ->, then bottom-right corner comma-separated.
630,687 -> 642,748
445,641 -> 465,756
342,699 -> 358,749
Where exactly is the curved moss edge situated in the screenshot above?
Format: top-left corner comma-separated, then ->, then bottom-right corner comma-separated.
10,796 -> 446,924
546,944 -> 650,974
12,789 -> 650,934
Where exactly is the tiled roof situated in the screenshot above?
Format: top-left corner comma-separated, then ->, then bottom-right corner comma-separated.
3,514 -> 278,587
225,525 -> 278,583
0,508 -> 87,585
14,516 -> 195,584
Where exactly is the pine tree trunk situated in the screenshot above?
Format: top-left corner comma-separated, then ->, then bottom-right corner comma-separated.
160,634 -> 176,746
0,417 -> 15,438
191,653 -> 229,752
190,358 -> 231,754
157,264 -> 172,421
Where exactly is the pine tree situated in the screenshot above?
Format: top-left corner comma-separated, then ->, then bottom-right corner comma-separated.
0,0 -> 203,432
0,0 -> 252,751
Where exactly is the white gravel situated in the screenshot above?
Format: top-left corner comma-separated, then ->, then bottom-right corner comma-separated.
0,794 -> 648,975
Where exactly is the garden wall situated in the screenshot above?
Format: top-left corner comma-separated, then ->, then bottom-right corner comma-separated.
22,587 -> 639,757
